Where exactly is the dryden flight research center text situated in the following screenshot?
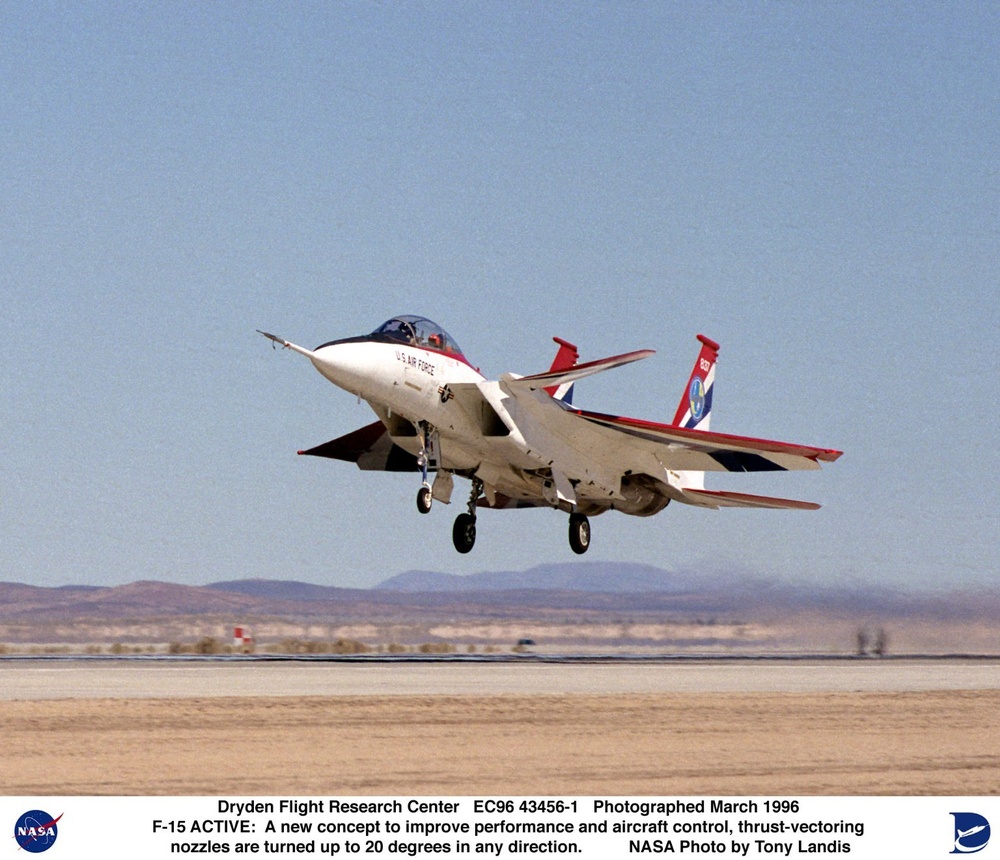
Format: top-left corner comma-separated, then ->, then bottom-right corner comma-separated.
149,797 -> 867,857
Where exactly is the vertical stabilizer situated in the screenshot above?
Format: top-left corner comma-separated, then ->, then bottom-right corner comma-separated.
672,334 -> 719,492
671,334 -> 719,431
545,337 -> 579,403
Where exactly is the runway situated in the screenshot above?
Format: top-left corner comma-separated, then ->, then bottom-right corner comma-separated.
3,656 -> 999,700
3,656 -> 999,794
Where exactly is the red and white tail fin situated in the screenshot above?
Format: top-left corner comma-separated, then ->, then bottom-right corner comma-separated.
544,337 -> 579,403
672,334 -> 719,492
671,334 -> 719,431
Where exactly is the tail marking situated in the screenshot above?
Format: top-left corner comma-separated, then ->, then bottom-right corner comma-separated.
672,334 -> 719,431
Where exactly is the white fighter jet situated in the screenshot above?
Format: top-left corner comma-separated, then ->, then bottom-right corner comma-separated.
259,315 -> 841,554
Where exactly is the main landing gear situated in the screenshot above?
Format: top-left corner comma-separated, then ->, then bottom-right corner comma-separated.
452,477 -> 483,553
452,493 -> 591,555
568,512 -> 591,555
417,464 -> 592,555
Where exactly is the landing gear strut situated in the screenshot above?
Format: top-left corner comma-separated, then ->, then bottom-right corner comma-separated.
452,476 -> 483,553
416,421 -> 436,514
568,512 -> 591,555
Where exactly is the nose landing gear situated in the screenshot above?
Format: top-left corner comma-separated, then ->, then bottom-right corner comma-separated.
416,421 -> 437,514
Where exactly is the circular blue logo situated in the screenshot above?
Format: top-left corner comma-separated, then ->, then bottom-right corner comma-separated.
689,376 -> 706,421
952,812 -> 990,854
14,810 -> 60,853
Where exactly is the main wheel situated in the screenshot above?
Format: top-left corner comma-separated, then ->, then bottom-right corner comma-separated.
416,486 -> 433,514
452,513 -> 477,553
568,513 -> 591,554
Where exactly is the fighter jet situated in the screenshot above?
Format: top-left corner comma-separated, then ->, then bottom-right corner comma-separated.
259,315 -> 841,554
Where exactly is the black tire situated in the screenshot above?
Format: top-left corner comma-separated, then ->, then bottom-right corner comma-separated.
452,513 -> 476,553
416,486 -> 433,514
568,513 -> 591,554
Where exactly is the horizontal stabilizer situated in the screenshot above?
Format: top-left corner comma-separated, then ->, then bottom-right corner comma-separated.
298,421 -> 419,472
678,488 -> 821,510
507,349 -> 655,392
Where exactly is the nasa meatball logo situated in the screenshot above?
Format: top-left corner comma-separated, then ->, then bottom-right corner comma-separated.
13,810 -> 62,853
689,376 -> 706,421
952,812 -> 990,854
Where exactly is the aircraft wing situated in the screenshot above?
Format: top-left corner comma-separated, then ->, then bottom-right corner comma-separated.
570,408 -> 843,473
492,379 -> 841,507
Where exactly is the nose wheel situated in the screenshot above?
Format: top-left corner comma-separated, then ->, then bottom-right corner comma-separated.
415,421 -> 438,515
568,512 -> 591,554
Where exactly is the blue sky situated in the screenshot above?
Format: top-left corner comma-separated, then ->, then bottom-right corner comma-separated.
3,2 -> 998,591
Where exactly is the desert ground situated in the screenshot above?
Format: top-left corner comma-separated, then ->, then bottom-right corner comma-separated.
2,661 -> 998,796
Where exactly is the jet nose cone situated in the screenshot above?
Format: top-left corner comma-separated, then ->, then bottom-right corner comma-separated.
309,341 -> 373,396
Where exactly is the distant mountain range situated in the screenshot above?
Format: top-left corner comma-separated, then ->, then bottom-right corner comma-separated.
0,562 -> 995,622
375,562 -> 699,593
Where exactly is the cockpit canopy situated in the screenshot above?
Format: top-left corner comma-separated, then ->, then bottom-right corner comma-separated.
372,315 -> 465,358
